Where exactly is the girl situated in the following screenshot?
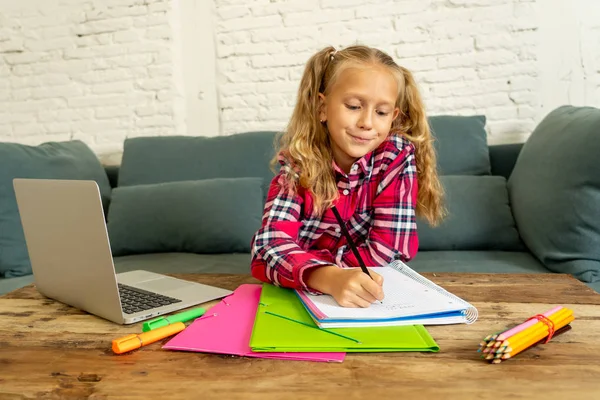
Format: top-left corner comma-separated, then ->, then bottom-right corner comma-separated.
251,45 -> 445,308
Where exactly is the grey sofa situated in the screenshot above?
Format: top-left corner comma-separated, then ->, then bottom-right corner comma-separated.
2,107 -> 599,295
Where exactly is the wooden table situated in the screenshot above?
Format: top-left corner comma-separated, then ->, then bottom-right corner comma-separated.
1,273 -> 599,399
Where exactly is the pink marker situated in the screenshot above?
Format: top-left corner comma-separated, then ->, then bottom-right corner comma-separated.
496,306 -> 563,342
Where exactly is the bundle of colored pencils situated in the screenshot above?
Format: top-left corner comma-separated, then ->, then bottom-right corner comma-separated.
478,306 -> 574,364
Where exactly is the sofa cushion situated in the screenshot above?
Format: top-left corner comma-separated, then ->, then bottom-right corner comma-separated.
107,178 -> 263,256
408,251 -> 549,274
117,131 -> 277,200
0,140 -> 111,278
508,105 -> 600,283
429,115 -> 490,175
417,176 -> 523,251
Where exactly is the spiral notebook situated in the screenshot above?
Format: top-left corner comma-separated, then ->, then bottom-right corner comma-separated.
296,260 -> 479,328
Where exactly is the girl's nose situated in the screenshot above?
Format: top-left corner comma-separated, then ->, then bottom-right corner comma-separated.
358,110 -> 373,130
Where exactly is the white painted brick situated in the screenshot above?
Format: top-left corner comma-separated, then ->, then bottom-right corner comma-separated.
508,90 -> 537,105
256,81 -> 297,94
473,92 -> 511,107
218,6 -> 251,20
133,13 -> 169,28
14,123 -> 43,137
220,82 -> 258,96
72,119 -> 124,134
95,107 -> 133,119
485,106 -> 518,120
398,56 -> 438,72
7,112 -> 35,124
218,15 -> 282,33
85,5 -> 148,21
437,53 -> 477,69
475,34 -> 517,50
136,116 -> 174,127
488,119 -> 535,136
156,90 -> 175,102
218,31 -> 252,46
18,134 -> 73,145
476,50 -> 518,66
0,39 -> 25,53
283,9 -> 355,27
74,18 -> 133,36
44,122 -> 71,134
148,64 -> 171,78
77,68 -> 133,84
221,67 -> 289,83
3,53 -> 46,66
219,95 -> 248,108
113,30 -> 141,43
31,85 -> 84,100
10,99 -> 66,113
321,0 -> 365,8
395,38 -> 473,58
92,81 -> 134,94
149,2 -> 171,13
10,74 -> 71,88
250,27 -> 319,43
135,79 -> 172,91
68,94 -> 129,109
146,26 -> 171,40
38,109 -> 94,123
477,62 -> 538,79
420,68 -> 478,83
258,107 -> 292,120
251,53 -> 311,68
355,3 -> 413,19
251,1 -> 316,17
134,103 -> 173,117
222,107 -> 259,122
218,42 -> 285,58
447,0 -> 506,5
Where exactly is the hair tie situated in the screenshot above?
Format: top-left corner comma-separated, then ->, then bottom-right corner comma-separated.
330,49 -> 337,61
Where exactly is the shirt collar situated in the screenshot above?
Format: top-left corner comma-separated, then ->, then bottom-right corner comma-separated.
332,151 -> 373,179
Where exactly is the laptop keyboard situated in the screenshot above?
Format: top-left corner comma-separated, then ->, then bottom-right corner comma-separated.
118,283 -> 182,315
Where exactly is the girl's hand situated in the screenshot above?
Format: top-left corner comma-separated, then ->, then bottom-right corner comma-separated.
305,266 -> 384,308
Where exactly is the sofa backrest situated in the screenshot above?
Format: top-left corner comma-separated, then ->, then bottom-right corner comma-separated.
103,142 -> 524,189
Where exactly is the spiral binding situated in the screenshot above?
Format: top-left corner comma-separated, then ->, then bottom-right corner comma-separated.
388,260 -> 479,324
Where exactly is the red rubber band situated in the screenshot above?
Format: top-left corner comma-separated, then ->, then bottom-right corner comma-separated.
526,314 -> 555,343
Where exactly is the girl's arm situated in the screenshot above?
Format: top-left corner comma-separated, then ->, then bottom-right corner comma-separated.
336,148 -> 419,268
250,173 -> 336,292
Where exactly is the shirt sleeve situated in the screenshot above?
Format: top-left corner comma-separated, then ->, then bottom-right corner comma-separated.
250,172 -> 336,291
335,148 -> 419,268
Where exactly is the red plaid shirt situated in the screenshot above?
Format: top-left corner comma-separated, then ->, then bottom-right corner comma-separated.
250,135 -> 418,292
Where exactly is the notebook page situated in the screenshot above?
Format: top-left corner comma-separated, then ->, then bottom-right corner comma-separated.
303,266 -> 466,320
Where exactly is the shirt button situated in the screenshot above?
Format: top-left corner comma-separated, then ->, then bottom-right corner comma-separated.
335,228 -> 341,233
342,189 -> 349,196
352,164 -> 358,171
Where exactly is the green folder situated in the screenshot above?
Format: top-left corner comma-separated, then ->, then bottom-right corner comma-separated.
250,284 -> 440,353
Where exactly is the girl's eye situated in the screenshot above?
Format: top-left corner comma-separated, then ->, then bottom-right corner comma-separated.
345,104 -> 360,110
377,111 -> 390,116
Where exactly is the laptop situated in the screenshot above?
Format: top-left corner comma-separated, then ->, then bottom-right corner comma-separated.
13,178 -> 233,324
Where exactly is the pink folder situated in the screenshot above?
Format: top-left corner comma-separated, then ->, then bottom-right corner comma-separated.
163,284 -> 345,362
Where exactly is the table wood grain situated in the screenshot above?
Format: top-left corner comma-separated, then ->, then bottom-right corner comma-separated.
1,273 -> 599,399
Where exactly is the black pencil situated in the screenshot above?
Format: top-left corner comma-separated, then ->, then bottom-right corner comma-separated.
331,206 -> 372,279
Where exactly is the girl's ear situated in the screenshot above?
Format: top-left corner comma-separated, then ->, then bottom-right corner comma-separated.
318,93 -> 327,122
392,107 -> 400,121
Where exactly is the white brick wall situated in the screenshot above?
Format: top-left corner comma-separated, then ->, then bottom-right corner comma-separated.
0,0 -> 183,157
0,0 -> 599,158
215,0 -> 600,144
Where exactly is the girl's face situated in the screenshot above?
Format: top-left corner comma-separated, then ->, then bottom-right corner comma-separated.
319,66 -> 400,173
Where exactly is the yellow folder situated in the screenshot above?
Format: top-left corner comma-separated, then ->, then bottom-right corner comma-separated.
250,284 -> 440,353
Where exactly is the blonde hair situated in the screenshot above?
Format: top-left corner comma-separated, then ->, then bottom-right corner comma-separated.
273,45 -> 445,226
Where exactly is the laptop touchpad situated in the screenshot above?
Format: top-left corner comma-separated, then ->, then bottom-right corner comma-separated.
135,277 -> 193,293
